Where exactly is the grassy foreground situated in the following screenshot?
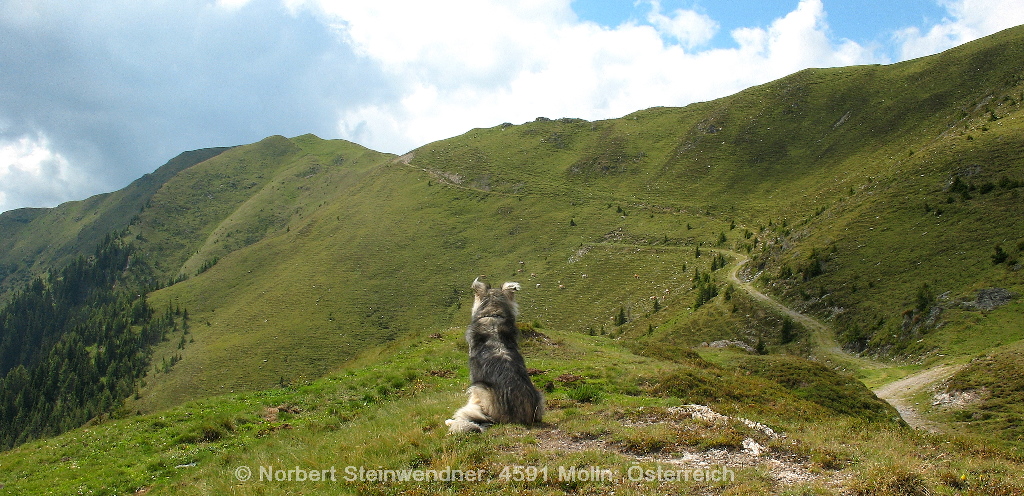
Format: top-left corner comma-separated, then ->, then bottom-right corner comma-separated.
2,321 -> 1023,496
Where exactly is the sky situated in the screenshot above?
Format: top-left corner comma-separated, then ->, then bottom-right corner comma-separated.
2,0 -> 1024,213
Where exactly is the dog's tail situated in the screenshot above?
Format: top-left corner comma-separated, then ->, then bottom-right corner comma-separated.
493,380 -> 544,424
445,384 -> 495,434
446,381 -> 545,433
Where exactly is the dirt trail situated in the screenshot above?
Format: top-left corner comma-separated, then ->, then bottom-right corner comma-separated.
717,249 -> 881,372
872,364 -> 962,432
714,249 -> 955,430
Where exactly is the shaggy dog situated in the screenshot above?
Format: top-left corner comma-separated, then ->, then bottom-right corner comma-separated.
446,278 -> 544,433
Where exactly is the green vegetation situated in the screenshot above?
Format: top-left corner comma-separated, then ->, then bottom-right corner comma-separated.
1,327 -> 1022,495
0,147 -> 230,300
0,234 -> 185,449
934,340 -> 1024,450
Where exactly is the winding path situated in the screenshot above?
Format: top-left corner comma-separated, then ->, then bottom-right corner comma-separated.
401,159 -> 958,430
872,364 -> 962,432
716,249 -> 881,371
714,249 -> 957,430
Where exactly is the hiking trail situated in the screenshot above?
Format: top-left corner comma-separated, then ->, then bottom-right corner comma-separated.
716,249 -> 956,431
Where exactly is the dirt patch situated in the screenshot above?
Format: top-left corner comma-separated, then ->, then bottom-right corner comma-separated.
261,403 -> 302,423
519,405 -> 841,489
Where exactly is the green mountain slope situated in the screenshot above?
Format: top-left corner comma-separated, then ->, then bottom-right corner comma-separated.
401,24 -> 1024,360
0,146 -> 231,298
3,26 -> 1022,414
4,325 -> 1024,495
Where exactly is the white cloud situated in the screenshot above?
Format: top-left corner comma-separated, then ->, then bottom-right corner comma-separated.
645,1 -> 719,50
289,0 -> 881,153
895,0 -> 1024,59
0,133 -> 93,212
0,0 -> 387,212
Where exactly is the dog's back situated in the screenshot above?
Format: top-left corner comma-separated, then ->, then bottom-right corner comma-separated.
446,278 -> 544,433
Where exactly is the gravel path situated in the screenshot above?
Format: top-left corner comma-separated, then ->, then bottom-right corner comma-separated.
871,364 -> 962,432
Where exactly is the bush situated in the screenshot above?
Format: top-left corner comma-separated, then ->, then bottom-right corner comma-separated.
993,244 -> 1009,264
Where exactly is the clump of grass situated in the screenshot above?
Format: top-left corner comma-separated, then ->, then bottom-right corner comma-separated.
565,382 -> 605,404
847,463 -> 931,496
732,354 -> 900,422
612,423 -> 676,454
174,414 -> 236,444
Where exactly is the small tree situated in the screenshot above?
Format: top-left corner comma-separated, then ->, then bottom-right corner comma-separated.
780,317 -> 797,344
755,338 -> 767,355
614,307 -> 627,326
992,245 -> 1009,264
915,282 -> 934,312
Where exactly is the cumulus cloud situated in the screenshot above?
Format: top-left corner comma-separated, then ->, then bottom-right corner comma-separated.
293,0 -> 881,154
0,133 -> 93,212
895,0 -> 1024,59
645,1 -> 719,50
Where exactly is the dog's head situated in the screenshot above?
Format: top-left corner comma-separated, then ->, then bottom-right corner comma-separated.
470,277 -> 520,321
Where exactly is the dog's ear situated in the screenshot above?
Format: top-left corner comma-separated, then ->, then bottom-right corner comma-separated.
472,277 -> 489,297
501,282 -> 521,300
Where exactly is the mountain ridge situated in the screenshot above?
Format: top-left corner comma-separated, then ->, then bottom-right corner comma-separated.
0,146 -> 232,298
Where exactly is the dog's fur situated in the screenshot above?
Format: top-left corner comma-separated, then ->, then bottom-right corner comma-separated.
445,278 -> 544,433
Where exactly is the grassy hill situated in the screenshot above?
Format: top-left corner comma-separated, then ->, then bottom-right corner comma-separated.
1,23 -> 1024,496
401,24 -> 1024,361
3,325 -> 1024,495
0,146 -> 231,298
0,323 -> 1001,495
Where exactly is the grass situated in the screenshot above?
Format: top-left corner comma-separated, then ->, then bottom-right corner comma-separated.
8,323 -> 1022,495
929,340 -> 1024,453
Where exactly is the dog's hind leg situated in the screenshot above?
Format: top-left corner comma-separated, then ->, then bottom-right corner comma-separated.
446,384 -> 495,434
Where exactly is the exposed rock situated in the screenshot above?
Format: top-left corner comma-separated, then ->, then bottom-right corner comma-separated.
932,388 -> 986,409
742,438 -> 766,456
959,288 -> 1014,311
703,339 -> 757,354
670,405 -> 781,439
522,404 -> 834,488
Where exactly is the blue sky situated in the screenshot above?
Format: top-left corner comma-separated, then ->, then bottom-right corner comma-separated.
573,0 -> 949,52
2,0 -> 1024,213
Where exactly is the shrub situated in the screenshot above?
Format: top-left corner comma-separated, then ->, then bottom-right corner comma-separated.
993,245 -> 1009,264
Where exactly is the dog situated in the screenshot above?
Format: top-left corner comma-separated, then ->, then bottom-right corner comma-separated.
445,277 -> 544,433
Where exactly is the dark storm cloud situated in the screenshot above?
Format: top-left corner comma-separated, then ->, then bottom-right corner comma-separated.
0,0 -> 391,211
